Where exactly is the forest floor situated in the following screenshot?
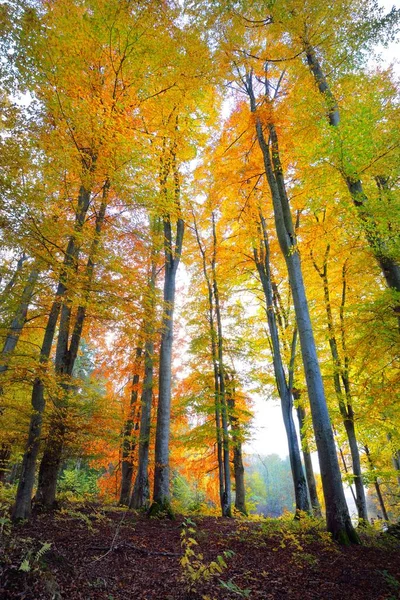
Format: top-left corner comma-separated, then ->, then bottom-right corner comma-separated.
1,505 -> 400,600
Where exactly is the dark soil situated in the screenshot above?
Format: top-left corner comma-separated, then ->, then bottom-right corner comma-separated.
1,507 -> 399,600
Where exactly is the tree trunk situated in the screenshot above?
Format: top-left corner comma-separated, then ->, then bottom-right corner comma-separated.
364,445 -> 389,522
295,399 -> 322,517
131,250 -> 158,510
0,265 -> 39,374
119,345 -> 143,506
387,434 -> 400,488
0,253 -> 28,306
151,145 -> 184,516
0,266 -> 39,475
254,212 -> 310,515
12,184 -> 92,521
193,213 -> 226,516
312,246 -> 368,523
34,185 -> 108,509
304,43 -> 400,307
130,337 -> 154,509
246,70 -> 358,543
211,214 -> 232,518
0,443 -> 12,483
225,374 -> 247,516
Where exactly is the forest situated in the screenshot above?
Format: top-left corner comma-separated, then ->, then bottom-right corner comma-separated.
0,0 -> 400,598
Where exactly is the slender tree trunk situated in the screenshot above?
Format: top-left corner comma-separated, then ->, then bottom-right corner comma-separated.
119,346 -> 143,505
131,248 -> 158,510
254,212 -> 310,515
0,266 -> 39,374
312,247 -> 368,523
151,143 -> 184,515
304,43 -> 400,306
211,214 -> 232,517
193,213 -> 227,517
34,185 -> 108,509
393,451 -> 400,487
0,443 -> 11,483
364,445 -> 389,522
245,70 -> 358,543
295,398 -> 322,517
193,213 -> 228,516
0,265 -> 39,474
387,433 -> 400,488
0,253 -> 27,306
12,184 -> 92,520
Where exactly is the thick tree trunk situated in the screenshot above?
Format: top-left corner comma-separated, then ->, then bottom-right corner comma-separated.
131,251 -> 158,510
119,346 -> 143,505
12,184 -> 92,520
295,400 -> 322,517
304,43 -> 400,306
130,337 -> 154,509
254,213 -> 310,515
34,186 -> 108,509
232,442 -> 246,514
225,376 -> 247,516
151,147 -> 184,516
152,265 -> 178,514
246,71 -> 358,543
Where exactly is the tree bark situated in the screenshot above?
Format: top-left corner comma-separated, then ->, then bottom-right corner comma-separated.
0,265 -> 38,377
295,398 -> 322,517
0,443 -> 12,483
0,261 -> 39,464
130,337 -> 154,509
312,246 -> 368,523
34,184 -> 108,509
211,213 -> 232,517
304,43 -> 400,309
253,212 -> 310,515
225,373 -> 247,515
12,183 -> 92,521
0,253 -> 28,307
131,249 -> 158,510
119,346 -> 143,506
245,69 -> 358,543
193,213 -> 226,515
364,445 -> 389,522
151,143 -> 184,515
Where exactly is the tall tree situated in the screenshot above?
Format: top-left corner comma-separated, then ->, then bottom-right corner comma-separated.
253,210 -> 310,515
151,134 -> 184,515
244,67 -> 358,543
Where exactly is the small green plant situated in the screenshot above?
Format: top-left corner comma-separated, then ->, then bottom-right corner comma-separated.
180,518 -> 233,598
0,483 -> 17,508
56,507 -> 96,531
380,569 -> 400,600
219,579 -> 251,598
19,541 -> 52,573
